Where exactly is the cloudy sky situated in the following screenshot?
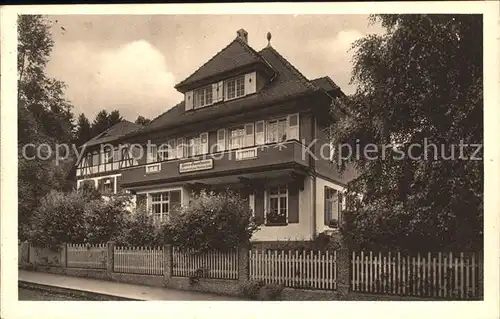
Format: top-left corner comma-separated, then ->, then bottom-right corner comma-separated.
46,15 -> 384,122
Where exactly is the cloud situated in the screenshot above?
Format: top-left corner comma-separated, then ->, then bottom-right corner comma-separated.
47,40 -> 182,121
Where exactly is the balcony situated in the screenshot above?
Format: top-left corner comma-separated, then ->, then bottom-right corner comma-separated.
120,140 -> 309,188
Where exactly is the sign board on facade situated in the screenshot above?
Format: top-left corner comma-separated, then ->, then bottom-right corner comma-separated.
179,159 -> 214,173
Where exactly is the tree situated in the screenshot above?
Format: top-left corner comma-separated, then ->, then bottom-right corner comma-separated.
91,109 -> 123,137
17,15 -> 76,239
162,190 -> 259,252
135,115 -> 151,126
331,15 -> 482,252
75,113 -> 92,146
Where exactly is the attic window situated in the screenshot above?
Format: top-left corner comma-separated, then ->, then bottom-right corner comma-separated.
225,75 -> 245,100
194,85 -> 213,109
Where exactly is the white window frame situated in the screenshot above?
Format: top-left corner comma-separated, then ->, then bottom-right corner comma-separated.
194,85 -> 213,109
325,187 -> 340,227
224,75 -> 245,101
266,118 -> 288,144
265,185 -> 288,224
150,192 -> 170,223
228,126 -> 245,150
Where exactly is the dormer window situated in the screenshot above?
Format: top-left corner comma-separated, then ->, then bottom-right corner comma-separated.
194,85 -> 213,109
225,75 -> 245,100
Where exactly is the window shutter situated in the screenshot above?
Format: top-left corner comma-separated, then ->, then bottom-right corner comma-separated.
147,144 -> 157,163
255,121 -> 265,145
185,91 -> 193,111
254,188 -> 265,225
244,72 -> 257,95
217,129 -> 226,152
97,179 -> 104,193
212,81 -> 223,103
176,138 -> 184,158
287,113 -> 299,140
324,187 -> 330,226
136,194 -> 147,212
116,176 -> 121,193
244,123 -> 254,147
288,184 -> 299,223
200,132 -> 209,154
169,190 -> 182,217
167,139 -> 175,160
338,192 -> 344,225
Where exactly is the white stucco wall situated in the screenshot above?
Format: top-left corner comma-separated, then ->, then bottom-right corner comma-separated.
251,175 -> 315,242
315,177 -> 346,235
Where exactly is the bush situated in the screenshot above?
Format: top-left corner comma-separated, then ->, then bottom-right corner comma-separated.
162,190 -> 259,252
29,190 -> 132,247
114,209 -> 163,247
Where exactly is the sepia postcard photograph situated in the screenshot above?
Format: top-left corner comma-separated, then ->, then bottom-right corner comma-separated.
1,2 -> 499,319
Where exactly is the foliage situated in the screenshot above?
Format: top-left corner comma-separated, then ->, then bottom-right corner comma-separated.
28,190 -> 131,248
91,110 -> 123,137
17,15 -> 75,239
74,113 -> 93,146
114,209 -> 163,247
239,280 -> 284,300
135,115 -> 151,126
162,190 -> 259,252
330,15 -> 483,252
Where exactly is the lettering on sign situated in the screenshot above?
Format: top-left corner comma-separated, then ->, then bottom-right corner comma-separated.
179,159 -> 214,173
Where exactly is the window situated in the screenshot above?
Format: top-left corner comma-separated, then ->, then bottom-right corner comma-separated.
266,186 -> 288,225
102,178 -> 114,194
194,85 -> 213,108
185,133 -> 208,157
229,127 -> 245,150
324,187 -> 341,228
151,192 -> 170,223
225,75 -> 245,100
266,118 -> 287,143
158,143 -> 170,161
147,145 -> 158,164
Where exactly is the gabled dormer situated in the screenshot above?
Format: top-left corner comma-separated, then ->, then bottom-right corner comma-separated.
175,29 -> 276,112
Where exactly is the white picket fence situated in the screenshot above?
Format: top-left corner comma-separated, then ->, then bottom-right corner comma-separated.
351,251 -> 481,299
113,246 -> 164,275
67,244 -> 107,269
249,249 -> 337,290
172,247 -> 239,280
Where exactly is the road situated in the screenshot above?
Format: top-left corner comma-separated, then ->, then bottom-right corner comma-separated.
18,287 -> 115,301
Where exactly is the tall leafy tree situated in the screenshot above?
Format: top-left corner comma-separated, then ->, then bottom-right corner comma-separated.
17,15 -> 75,239
75,113 -> 92,146
331,15 -> 482,252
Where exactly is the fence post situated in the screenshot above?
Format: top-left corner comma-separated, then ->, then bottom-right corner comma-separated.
238,245 -> 250,284
478,251 -> 484,299
164,245 -> 172,285
107,242 -> 115,277
60,243 -> 67,269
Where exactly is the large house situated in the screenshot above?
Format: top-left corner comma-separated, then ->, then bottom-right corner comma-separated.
76,29 -> 356,242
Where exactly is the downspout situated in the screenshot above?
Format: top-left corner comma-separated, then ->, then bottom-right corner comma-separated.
310,114 -> 317,240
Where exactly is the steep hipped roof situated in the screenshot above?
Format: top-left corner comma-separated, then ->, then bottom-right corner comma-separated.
83,120 -> 143,148
175,37 -> 272,91
136,44 -> 320,136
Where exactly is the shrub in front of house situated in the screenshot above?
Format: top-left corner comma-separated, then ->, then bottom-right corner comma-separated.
29,190 -> 132,248
162,189 -> 259,252
114,209 -> 163,247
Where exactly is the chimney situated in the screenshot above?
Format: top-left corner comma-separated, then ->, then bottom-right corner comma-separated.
236,28 -> 248,44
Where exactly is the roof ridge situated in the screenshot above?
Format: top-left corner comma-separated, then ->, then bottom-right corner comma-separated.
260,46 -> 317,91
